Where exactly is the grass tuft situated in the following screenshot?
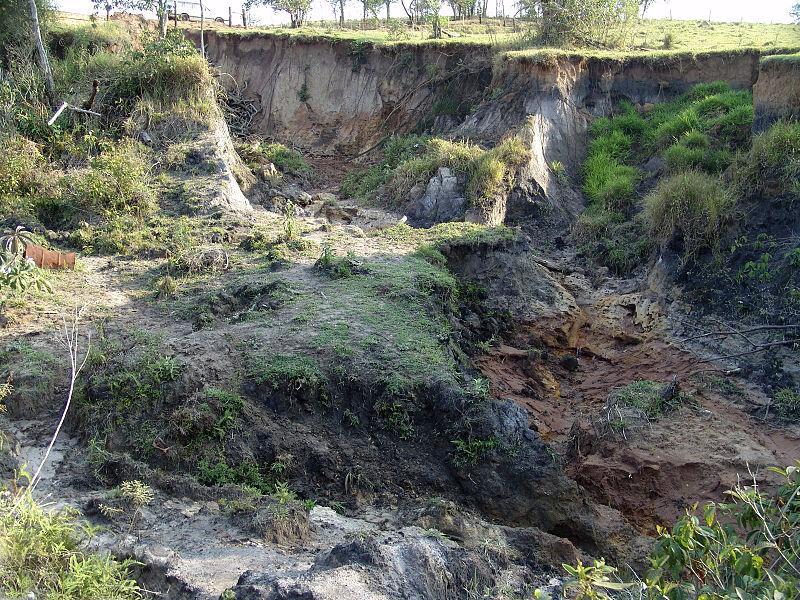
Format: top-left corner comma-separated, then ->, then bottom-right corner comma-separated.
644,170 -> 735,260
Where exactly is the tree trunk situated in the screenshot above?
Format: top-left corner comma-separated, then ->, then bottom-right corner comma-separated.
385,0 -> 390,22
105,3 -> 111,20
158,0 -> 168,38
339,0 -> 345,25
28,0 -> 55,107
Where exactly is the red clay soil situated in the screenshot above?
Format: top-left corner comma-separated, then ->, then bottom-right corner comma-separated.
477,303 -> 800,533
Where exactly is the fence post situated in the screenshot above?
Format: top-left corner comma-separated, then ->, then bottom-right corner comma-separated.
173,0 -> 178,26
229,6 -> 233,26
242,4 -> 247,27
200,1 -> 205,57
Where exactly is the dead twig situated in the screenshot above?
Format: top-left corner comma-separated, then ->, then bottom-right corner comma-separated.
25,306 -> 91,496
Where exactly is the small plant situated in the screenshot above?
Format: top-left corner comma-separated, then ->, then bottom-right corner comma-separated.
772,388 -> 800,421
375,398 -> 414,439
343,408 -> 360,427
550,160 -> 569,184
662,32 -> 675,49
0,226 -> 34,255
155,274 -> 177,299
118,480 -> 155,531
282,206 -> 299,242
451,436 -> 499,467
562,559 -> 633,600
297,82 -> 310,103
469,377 -> 490,399
271,481 -> 297,505
314,246 -> 363,279
738,252 -> 774,282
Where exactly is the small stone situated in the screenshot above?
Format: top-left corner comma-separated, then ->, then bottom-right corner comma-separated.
559,354 -> 579,372
181,504 -> 202,518
342,225 -> 365,238
313,192 -> 337,204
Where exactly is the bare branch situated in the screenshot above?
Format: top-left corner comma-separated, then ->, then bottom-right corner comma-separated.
24,306 -> 90,496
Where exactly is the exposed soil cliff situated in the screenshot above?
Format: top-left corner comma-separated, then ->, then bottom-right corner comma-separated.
191,31 -> 493,155
193,30 -> 765,166
753,55 -> 800,131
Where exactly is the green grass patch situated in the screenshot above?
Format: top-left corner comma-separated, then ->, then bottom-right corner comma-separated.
609,379 -> 686,419
342,135 -> 528,214
577,82 -> 751,271
239,141 -> 312,177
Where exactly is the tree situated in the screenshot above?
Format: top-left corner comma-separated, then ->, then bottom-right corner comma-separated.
28,0 -> 55,106
0,0 -> 52,66
519,0 -> 640,48
92,0 -> 170,38
360,0 -> 383,21
792,2 -> 800,23
246,0 -> 311,27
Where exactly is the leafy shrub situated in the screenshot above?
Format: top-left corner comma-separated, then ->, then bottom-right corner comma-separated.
340,165 -> 387,203
552,463 -> 800,600
0,136 -> 52,217
523,0 -> 639,48
772,388 -> 800,422
197,457 -> 270,492
644,171 -> 735,259
387,18 -> 410,40
341,135 -> 527,210
71,140 -> 155,220
339,134 -> 431,202
0,492 -> 141,599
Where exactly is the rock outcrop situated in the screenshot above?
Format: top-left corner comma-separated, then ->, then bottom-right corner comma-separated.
405,167 -> 468,227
